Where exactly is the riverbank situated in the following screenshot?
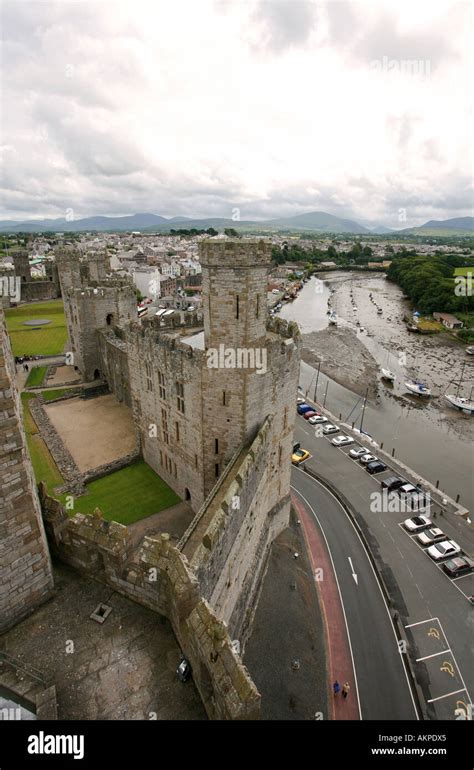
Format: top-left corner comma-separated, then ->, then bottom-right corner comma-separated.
302,327 -> 378,399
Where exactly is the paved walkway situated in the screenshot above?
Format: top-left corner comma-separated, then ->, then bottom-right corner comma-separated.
292,493 -> 359,720
128,501 -> 195,549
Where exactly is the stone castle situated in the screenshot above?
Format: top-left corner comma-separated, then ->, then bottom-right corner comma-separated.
1,238 -> 301,718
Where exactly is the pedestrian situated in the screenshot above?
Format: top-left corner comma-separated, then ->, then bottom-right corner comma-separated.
333,680 -> 341,696
342,682 -> 350,699
24,363 -> 29,373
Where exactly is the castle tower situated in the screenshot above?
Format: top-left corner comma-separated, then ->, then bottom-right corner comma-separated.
0,309 -> 54,632
199,239 -> 275,492
55,247 -> 82,295
12,250 -> 31,283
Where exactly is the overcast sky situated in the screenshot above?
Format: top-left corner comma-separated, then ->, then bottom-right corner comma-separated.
1,0 -> 472,226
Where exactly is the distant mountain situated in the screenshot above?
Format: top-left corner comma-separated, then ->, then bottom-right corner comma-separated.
0,212 -> 169,233
1,211 -> 472,236
261,211 -> 370,234
399,216 -> 474,236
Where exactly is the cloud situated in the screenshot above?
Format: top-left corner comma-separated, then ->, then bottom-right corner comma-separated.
0,0 -> 472,226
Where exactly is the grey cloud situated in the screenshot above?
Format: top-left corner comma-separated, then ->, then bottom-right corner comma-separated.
250,0 -> 317,52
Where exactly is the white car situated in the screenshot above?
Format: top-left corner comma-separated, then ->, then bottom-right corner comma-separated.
427,540 -> 461,561
403,515 -> 432,532
397,483 -> 418,497
309,415 -> 327,424
417,528 -> 445,546
322,424 -> 339,434
331,435 -> 354,447
359,453 -> 377,465
349,446 -> 367,459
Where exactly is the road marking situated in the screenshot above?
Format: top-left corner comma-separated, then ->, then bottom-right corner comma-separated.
292,471 -> 419,720
416,649 -> 451,662
405,617 -> 438,629
427,688 -> 467,704
406,564 -> 414,578
290,484 -> 363,720
436,617 -> 472,706
348,557 -> 358,585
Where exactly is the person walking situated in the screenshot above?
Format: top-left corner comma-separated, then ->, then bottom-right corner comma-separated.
24,363 -> 29,373
342,682 -> 350,699
333,680 -> 341,696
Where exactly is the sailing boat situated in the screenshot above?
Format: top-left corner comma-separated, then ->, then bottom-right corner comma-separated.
445,363 -> 474,414
381,368 -> 396,382
405,380 -> 431,397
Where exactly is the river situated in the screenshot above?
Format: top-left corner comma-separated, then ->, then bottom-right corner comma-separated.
278,272 -> 474,509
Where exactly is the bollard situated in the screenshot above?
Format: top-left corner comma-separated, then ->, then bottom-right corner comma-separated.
380,442 -> 384,450
352,421 -> 355,429
456,494 -> 460,503
339,413 -> 342,420
391,448 -> 395,457
436,480 -> 439,489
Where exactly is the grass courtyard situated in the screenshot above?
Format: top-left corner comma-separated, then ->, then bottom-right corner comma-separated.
5,299 -> 67,356
20,394 -> 179,525
68,460 -> 181,525
25,365 -> 48,387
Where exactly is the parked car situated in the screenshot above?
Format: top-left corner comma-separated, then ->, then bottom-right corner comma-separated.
303,410 -> 318,420
322,424 -> 339,434
308,414 -> 327,424
366,460 -> 387,474
427,540 -> 461,561
397,483 -> 418,497
417,528 -> 445,546
403,515 -> 432,532
442,556 -> 474,577
349,446 -> 367,459
297,404 -> 313,415
381,476 -> 405,491
359,453 -> 377,465
292,448 -> 311,465
331,435 -> 354,447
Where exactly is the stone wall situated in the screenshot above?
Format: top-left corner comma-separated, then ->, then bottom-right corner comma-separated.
39,488 -> 260,720
0,310 -> 54,633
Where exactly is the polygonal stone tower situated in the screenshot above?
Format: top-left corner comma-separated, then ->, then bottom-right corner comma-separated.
0,309 -> 54,632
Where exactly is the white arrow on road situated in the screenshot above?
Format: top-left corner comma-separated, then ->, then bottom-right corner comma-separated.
348,557 -> 358,585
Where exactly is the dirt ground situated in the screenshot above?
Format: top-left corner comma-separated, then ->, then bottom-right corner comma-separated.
46,364 -> 82,386
44,394 -> 136,472
302,327 -> 379,399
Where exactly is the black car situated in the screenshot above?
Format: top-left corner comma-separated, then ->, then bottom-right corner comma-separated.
381,476 -> 405,491
442,557 -> 474,578
366,460 -> 388,474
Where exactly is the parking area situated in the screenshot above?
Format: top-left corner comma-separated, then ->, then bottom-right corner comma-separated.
295,400 -> 473,603
406,618 -> 472,720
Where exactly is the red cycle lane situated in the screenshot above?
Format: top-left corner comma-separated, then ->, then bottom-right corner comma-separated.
292,492 -> 360,720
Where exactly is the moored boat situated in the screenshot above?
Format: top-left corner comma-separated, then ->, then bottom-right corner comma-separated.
445,394 -> 474,414
381,368 -> 396,382
405,380 -> 431,397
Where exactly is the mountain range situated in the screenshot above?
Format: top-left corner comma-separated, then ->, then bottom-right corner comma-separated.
0,211 -> 472,235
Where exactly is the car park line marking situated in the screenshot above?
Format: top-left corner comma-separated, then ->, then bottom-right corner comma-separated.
292,470 -> 419,720
451,573 -> 473,582
427,688 -> 467,704
435,617 -> 472,705
405,617 -> 438,629
416,649 -> 451,662
414,584 -> 424,599
290,483 -> 362,720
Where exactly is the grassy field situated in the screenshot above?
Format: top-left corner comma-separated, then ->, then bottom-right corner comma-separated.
5,300 -> 67,356
69,460 -> 180,524
20,393 -> 65,494
41,388 -> 77,401
25,365 -> 48,387
418,318 -> 443,332
454,267 -> 474,277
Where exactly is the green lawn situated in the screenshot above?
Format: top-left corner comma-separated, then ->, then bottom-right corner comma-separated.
68,460 -> 180,524
5,300 -> 67,356
25,365 -> 48,387
41,387 -> 77,401
20,392 -> 65,493
454,267 -> 474,277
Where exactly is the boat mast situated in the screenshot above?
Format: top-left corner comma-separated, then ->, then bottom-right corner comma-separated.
456,362 -> 466,398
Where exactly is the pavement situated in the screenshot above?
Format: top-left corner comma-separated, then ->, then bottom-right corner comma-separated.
244,511 -> 329,720
292,400 -> 474,721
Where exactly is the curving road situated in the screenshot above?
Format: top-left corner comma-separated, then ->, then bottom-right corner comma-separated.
291,466 -> 419,720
